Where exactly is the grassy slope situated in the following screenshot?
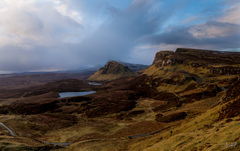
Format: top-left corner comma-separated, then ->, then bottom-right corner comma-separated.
64,64 -> 237,150
88,70 -> 125,81
122,64 -> 240,151
128,98 -> 240,151
88,70 -> 136,81
1,57 -> 240,150
55,64 -> 240,150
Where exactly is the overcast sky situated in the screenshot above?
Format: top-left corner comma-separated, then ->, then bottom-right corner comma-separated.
0,0 -> 239,73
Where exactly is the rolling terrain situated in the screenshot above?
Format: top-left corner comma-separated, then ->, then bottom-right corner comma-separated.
0,48 -> 240,150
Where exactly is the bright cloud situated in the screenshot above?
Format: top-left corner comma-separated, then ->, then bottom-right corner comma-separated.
221,2 -> 240,24
0,0 -> 83,47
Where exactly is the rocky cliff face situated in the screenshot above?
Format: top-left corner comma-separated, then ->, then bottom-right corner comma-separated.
88,61 -> 136,81
209,67 -> 240,75
152,48 -> 240,75
152,51 -> 176,67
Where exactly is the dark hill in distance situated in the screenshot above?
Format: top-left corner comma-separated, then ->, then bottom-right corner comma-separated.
118,61 -> 149,72
88,61 -> 136,81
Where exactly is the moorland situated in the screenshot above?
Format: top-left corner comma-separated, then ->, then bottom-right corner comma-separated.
1,48 -> 240,150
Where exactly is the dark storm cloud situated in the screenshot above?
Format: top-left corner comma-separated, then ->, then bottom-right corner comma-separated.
75,0 -> 189,65
138,21 -> 240,49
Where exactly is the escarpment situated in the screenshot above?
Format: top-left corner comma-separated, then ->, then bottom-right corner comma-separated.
151,48 -> 240,75
209,66 -> 240,75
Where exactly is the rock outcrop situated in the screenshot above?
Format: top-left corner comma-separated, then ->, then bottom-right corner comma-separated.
152,48 -> 240,75
152,51 -> 176,67
88,61 -> 136,81
209,67 -> 240,75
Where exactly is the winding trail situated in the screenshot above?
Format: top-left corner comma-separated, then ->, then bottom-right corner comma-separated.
0,122 -> 72,146
0,122 -> 15,136
0,121 -> 166,145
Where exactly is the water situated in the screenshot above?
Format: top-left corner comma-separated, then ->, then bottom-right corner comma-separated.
59,91 -> 96,98
88,82 -> 102,85
43,141 -> 73,146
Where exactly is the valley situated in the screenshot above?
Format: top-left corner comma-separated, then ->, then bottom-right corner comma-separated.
1,48 -> 240,150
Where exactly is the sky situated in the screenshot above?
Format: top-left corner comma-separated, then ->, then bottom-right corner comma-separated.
0,0 -> 239,73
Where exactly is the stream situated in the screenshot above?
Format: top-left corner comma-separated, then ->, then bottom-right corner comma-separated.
88,82 -> 102,86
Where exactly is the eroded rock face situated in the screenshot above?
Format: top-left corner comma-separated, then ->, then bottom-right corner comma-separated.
152,51 -> 176,67
218,78 -> 240,120
210,67 -> 240,75
218,97 -> 240,120
152,48 -> 240,75
153,48 -> 240,66
223,78 -> 240,102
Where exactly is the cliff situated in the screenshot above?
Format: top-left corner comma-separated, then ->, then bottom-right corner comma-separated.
150,48 -> 240,75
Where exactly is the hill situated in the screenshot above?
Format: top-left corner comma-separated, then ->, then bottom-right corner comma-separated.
128,48 -> 240,150
119,61 -> 149,72
88,61 -> 136,81
1,48 -> 240,150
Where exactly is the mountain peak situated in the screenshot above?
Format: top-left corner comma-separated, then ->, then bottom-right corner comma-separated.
101,61 -> 129,74
88,61 -> 136,81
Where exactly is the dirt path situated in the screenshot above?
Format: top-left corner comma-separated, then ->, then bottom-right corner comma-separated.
0,122 -> 73,146
0,122 -> 15,136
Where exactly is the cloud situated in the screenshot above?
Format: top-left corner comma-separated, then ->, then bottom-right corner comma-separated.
0,0 -> 239,73
74,0 -> 190,65
137,1 -> 240,51
221,1 -> 240,24
0,0 -> 83,45
138,21 -> 240,50
0,0 -> 84,72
